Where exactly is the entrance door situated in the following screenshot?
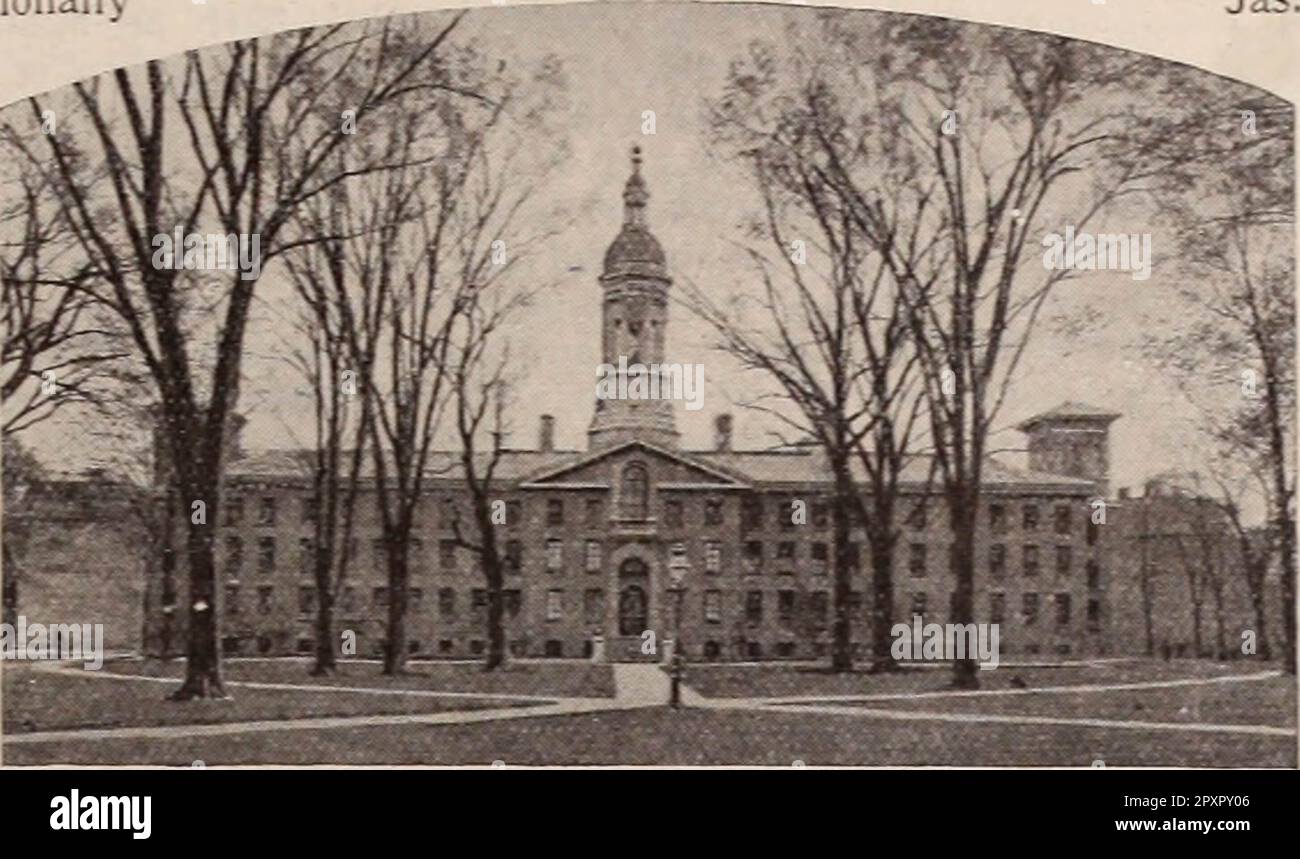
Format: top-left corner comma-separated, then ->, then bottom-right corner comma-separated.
618,584 -> 648,636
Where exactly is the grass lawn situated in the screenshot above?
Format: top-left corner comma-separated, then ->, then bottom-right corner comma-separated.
822,674 -> 1297,728
5,705 -> 1293,767
102,657 -> 615,698
2,665 -> 540,733
685,658 -> 1281,699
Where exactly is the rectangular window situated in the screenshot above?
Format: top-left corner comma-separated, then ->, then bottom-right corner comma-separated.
409,539 -> 423,575
546,539 -> 564,571
704,590 -> 722,623
911,592 -> 928,619
664,499 -> 684,528
507,500 -> 523,528
438,587 -> 455,619
1055,593 -> 1072,626
1054,504 -> 1072,535
504,540 -> 522,575
546,589 -> 563,621
909,543 -> 927,578
704,541 -> 722,574
225,585 -> 240,616
989,544 -> 1006,580
298,538 -> 314,576
225,536 -> 243,575
1055,545 -> 1072,576
809,592 -> 829,626
583,589 -> 604,625
745,590 -> 763,624
776,541 -> 796,572
1086,598 -> 1102,632
742,498 -> 764,531
990,593 -> 1006,624
1022,593 -> 1039,626
373,587 -> 389,609
704,499 -> 723,526
778,590 -> 796,623
1086,518 -> 1099,546
340,586 -> 357,615
472,589 -> 487,618
1023,544 -> 1040,577
224,495 -> 244,526
585,540 -> 602,573
743,541 -> 763,574
547,498 -> 565,526
258,537 -> 276,575
1023,504 -> 1040,531
504,589 -> 522,618
812,500 -> 829,529
439,539 -> 457,570
409,587 -> 423,611
1086,560 -> 1101,590
585,498 -> 602,526
299,586 -> 317,616
258,497 -> 277,526
439,498 -> 458,529
811,542 -> 828,575
301,496 -> 318,524
257,585 -> 274,614
989,503 -> 1007,534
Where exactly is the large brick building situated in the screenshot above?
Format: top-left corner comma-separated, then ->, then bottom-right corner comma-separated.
145,150 -> 1122,664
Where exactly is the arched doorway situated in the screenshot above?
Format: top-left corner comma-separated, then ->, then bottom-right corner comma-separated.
617,557 -> 649,636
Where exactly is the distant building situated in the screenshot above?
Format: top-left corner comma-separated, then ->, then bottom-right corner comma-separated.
145,150 -> 1123,663
1106,473 -> 1280,660
2,471 -> 148,655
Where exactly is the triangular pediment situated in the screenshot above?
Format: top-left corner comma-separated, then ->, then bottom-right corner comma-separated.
519,440 -> 750,489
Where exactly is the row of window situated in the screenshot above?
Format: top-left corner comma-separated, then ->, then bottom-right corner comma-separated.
222,635 -> 1087,660
908,591 -> 1103,630
219,492 -> 1096,539
221,535 -> 1101,589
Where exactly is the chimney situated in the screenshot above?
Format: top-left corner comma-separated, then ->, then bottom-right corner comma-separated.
714,413 -> 733,452
539,414 -> 555,452
1117,487 -> 1130,500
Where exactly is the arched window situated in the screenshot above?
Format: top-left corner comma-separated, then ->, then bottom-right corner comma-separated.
620,462 -> 649,520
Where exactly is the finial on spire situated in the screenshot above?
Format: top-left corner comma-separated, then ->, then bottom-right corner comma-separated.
622,144 -> 649,226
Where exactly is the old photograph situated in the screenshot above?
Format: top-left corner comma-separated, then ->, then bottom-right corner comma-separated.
0,1 -> 1295,771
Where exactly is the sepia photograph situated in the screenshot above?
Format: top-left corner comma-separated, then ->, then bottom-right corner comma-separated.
0,0 -> 1295,801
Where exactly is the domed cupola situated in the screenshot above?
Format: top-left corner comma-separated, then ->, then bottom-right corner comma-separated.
601,145 -> 669,281
588,145 -> 679,450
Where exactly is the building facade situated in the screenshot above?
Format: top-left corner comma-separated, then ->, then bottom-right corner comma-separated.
145,150 -> 1120,663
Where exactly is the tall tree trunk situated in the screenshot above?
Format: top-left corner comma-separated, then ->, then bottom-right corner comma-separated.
312,545 -> 337,675
383,545 -> 410,675
949,489 -> 979,689
867,532 -> 897,673
829,464 -> 855,672
171,495 -> 226,699
1245,557 -> 1272,661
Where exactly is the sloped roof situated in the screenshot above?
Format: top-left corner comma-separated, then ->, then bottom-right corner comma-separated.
227,443 -> 1096,494
1017,401 -> 1121,431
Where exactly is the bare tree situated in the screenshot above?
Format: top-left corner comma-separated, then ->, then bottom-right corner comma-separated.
15,13 -> 471,698
0,141 -> 127,434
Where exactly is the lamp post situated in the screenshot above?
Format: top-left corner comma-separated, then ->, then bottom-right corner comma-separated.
668,555 -> 688,709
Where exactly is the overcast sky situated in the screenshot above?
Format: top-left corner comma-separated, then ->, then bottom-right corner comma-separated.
19,2 -> 1276,498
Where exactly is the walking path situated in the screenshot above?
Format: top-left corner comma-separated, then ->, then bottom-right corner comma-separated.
4,662 -> 1291,748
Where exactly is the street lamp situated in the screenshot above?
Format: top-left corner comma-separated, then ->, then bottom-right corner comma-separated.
668,549 -> 689,709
